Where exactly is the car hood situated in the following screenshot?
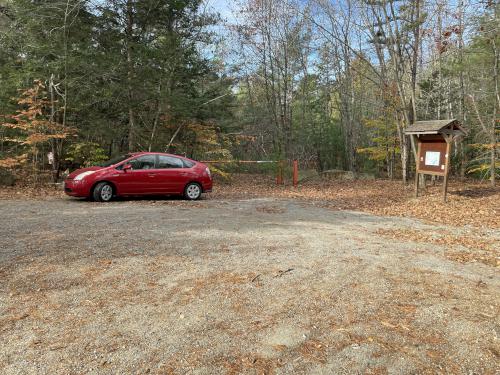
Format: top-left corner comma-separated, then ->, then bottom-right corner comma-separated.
68,166 -> 104,179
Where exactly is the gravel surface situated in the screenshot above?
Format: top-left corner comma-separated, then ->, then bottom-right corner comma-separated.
0,197 -> 499,374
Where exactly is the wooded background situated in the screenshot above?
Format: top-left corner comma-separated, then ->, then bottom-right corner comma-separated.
0,0 -> 498,185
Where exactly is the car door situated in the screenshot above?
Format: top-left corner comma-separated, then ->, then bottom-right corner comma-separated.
115,154 -> 158,195
156,155 -> 190,193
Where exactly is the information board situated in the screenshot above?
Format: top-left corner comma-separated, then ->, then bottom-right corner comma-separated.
417,140 -> 447,174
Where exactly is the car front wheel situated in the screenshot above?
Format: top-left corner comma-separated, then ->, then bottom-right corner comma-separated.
184,182 -> 202,200
93,182 -> 114,202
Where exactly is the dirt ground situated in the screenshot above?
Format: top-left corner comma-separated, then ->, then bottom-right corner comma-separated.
2,175 -> 499,229
0,194 -> 499,374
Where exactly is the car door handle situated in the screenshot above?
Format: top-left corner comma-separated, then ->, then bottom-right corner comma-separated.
148,173 -> 156,177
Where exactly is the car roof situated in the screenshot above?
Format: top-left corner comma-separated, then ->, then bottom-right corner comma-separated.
130,152 -> 194,161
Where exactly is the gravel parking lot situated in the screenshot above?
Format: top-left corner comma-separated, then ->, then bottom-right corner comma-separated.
0,197 -> 499,374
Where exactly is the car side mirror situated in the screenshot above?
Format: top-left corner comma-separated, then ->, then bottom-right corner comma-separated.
123,164 -> 132,172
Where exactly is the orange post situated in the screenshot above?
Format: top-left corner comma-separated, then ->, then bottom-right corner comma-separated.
293,160 -> 298,187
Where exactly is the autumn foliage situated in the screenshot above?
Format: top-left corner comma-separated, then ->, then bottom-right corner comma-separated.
0,81 -> 74,172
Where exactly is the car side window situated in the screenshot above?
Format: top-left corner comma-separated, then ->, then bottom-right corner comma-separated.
183,159 -> 195,168
127,155 -> 156,170
157,155 -> 184,169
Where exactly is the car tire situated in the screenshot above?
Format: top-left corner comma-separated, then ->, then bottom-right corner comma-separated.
93,182 -> 114,202
184,182 -> 202,200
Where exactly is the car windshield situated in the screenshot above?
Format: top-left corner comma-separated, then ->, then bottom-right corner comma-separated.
99,154 -> 132,167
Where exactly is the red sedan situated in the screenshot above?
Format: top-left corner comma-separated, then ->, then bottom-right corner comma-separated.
64,152 -> 212,202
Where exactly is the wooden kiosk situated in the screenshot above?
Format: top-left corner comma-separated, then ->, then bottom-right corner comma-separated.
405,119 -> 467,202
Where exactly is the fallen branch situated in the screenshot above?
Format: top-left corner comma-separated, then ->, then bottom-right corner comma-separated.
274,268 -> 294,278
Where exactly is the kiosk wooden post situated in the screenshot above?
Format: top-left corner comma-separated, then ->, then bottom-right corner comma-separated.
442,135 -> 452,202
414,135 -> 421,197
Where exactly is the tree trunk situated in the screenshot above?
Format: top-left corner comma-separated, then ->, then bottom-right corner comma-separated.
491,140 -> 496,187
401,136 -> 408,184
457,0 -> 466,181
491,33 -> 499,186
49,74 -> 60,183
148,80 -> 162,152
126,0 -> 136,152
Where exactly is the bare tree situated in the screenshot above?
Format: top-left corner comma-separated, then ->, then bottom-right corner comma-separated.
233,0 -> 311,159
359,0 -> 425,183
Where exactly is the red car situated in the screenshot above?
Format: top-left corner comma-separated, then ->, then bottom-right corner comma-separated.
64,152 -> 212,202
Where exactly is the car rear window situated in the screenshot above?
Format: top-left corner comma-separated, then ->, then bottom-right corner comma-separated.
182,159 -> 195,168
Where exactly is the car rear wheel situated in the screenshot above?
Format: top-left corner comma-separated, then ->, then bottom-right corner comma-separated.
184,182 -> 202,200
93,182 -> 114,202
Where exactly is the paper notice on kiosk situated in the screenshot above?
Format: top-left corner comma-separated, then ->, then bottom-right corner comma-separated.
425,151 -> 441,166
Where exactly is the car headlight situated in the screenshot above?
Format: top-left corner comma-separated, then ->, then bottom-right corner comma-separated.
205,167 -> 211,177
74,171 -> 96,181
